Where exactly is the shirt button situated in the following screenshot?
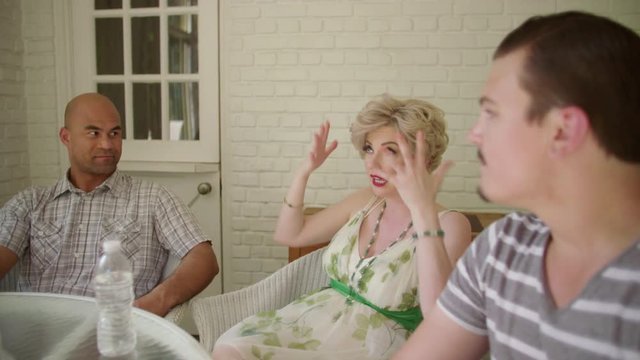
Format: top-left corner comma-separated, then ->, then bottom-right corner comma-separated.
74,253 -> 80,258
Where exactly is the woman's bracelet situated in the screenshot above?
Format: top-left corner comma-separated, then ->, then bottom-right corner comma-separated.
283,196 -> 303,209
411,229 -> 445,240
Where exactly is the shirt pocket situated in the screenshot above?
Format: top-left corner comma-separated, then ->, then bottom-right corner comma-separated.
101,217 -> 142,260
30,221 -> 62,269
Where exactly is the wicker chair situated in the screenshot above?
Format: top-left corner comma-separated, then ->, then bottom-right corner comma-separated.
191,246 -> 329,353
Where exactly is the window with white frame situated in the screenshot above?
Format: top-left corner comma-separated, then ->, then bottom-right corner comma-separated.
70,0 -> 219,163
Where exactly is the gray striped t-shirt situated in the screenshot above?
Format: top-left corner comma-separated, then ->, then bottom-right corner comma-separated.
438,212 -> 640,359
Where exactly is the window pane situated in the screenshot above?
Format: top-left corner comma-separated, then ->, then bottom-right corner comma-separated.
168,0 -> 197,6
169,15 -> 198,74
130,0 -> 158,8
132,83 -> 161,140
131,17 -> 160,74
169,82 -> 199,140
95,0 -> 122,9
95,18 -> 124,75
97,83 -> 127,139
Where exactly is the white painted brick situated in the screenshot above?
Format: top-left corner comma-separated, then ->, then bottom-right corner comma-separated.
355,68 -> 399,81
251,246 -> 270,258
262,259 -> 286,272
323,19 -> 344,32
261,4 -> 306,18
274,83 -> 296,96
463,50 -> 488,66
403,1 -> 452,15
505,0 -> 555,14
322,51 -> 344,65
235,172 -> 260,186
229,6 -> 261,19
439,50 -> 462,65
289,99 -> 332,113
335,35 -> 379,48
310,68 -> 354,81
233,245 -> 251,258
300,53 -> 321,65
345,19 -> 369,32
345,51 -> 367,65
319,82 -> 341,96
399,67 -> 447,82
365,83 -> 388,97
477,33 -> 506,48
460,82 -> 484,99
268,68 -> 307,81
439,16 -> 463,31
280,143 -> 305,157
454,0 -> 503,14
307,3 -> 352,17
387,84 -> 412,97
368,18 -> 389,32
436,83 -> 459,98
255,18 -> 277,33
381,35 -> 428,48
369,52 -> 391,65
295,83 -> 318,97
463,16 -> 489,31
429,33 -> 476,48
277,19 -> 300,33
413,83 -> 436,97
258,143 -> 281,157
276,52 -> 297,65
253,83 -> 275,97
391,17 -> 413,31
230,21 -> 254,35
260,173 -> 282,188
611,0 -> 640,13
231,259 -> 262,272
413,16 -> 438,31
341,83 -> 364,97
300,18 -> 322,32
230,52 -> 254,66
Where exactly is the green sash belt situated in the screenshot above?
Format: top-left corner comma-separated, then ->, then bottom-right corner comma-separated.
329,278 -> 423,332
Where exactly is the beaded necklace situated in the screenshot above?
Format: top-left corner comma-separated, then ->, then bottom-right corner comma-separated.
350,201 -> 414,288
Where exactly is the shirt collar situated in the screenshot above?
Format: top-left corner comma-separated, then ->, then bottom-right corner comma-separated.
53,169 -> 126,199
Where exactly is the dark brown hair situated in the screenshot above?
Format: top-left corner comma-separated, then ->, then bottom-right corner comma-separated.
495,11 -> 640,163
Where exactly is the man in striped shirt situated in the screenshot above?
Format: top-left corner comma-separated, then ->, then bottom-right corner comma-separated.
394,12 -> 640,359
0,93 -> 219,317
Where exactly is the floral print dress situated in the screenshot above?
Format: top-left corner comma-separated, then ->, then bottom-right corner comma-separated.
215,199 -> 434,360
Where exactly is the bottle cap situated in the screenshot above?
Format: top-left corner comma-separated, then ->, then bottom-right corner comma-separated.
103,239 -> 122,253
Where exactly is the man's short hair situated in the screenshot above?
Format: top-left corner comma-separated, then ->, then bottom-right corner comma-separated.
495,11 -> 640,163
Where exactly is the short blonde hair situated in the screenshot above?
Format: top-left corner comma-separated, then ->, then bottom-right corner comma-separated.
350,94 -> 449,172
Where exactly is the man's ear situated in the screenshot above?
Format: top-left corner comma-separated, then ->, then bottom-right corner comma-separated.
59,127 -> 70,146
549,106 -> 589,157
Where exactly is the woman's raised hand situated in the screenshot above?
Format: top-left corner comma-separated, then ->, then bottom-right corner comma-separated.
388,131 -> 453,213
301,121 -> 338,175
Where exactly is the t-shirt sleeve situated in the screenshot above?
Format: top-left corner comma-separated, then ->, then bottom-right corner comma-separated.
437,225 -> 494,336
153,185 -> 210,258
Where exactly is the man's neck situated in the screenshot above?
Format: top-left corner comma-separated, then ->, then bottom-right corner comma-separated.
67,169 -> 115,193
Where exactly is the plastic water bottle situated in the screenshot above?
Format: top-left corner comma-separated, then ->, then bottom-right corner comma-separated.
94,238 -> 137,356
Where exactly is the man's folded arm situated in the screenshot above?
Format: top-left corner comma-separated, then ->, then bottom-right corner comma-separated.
133,241 -> 219,316
0,245 -> 18,280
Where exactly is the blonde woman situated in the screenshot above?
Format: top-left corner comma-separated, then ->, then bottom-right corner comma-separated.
213,94 -> 471,359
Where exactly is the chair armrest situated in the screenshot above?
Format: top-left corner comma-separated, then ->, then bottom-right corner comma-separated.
191,247 -> 329,353
164,301 -> 187,324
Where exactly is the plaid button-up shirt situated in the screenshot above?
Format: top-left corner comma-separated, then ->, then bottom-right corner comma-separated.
0,170 -> 209,297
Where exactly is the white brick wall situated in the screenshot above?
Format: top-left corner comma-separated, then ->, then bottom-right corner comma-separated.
22,0 -> 60,186
0,0 -> 28,205
220,0 -> 640,291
